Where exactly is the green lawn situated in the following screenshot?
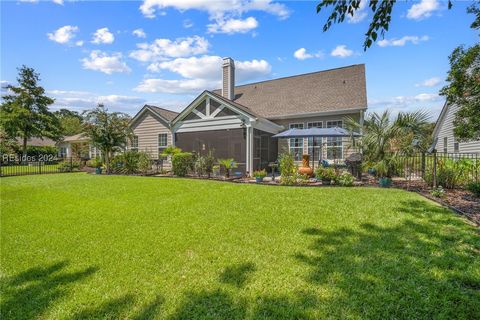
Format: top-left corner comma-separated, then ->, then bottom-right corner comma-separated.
1,174 -> 479,319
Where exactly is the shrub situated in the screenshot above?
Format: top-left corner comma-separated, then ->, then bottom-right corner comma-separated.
279,153 -> 296,185
172,152 -> 194,177
466,182 -> 480,197
161,145 -> 182,158
430,185 -> 445,198
338,172 -> 355,186
122,151 -> 141,174
253,169 -> 267,178
25,146 -> 58,157
316,167 -> 337,182
296,173 -> 309,185
58,160 -> 80,172
137,152 -> 151,175
86,156 -> 103,168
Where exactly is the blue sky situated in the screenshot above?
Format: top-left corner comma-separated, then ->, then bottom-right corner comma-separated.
1,0 -> 478,120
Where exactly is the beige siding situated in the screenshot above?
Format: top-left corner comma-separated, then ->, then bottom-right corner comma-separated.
131,111 -> 173,160
436,104 -> 480,154
272,113 -> 361,161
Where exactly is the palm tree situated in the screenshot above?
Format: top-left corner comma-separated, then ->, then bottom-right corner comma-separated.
217,158 -> 237,178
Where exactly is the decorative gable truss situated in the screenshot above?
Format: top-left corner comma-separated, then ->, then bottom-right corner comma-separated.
172,91 -> 282,134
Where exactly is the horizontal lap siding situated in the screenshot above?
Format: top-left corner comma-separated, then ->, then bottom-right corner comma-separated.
132,112 -> 173,160
437,104 -> 480,153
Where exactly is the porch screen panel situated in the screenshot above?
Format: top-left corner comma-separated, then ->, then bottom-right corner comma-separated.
175,129 -> 246,174
253,129 -> 278,171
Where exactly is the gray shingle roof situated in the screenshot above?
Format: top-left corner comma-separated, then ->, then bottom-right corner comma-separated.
213,64 -> 367,119
16,137 -> 57,147
147,105 -> 179,121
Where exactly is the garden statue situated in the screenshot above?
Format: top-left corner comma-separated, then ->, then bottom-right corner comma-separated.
298,154 -> 313,177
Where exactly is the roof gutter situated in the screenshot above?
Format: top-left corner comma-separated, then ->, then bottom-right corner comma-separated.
266,107 -> 367,120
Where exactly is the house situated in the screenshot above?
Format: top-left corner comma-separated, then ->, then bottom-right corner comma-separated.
433,102 -> 480,154
130,58 -> 368,175
57,133 -> 98,159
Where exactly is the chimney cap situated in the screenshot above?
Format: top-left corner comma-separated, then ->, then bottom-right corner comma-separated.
222,57 -> 234,66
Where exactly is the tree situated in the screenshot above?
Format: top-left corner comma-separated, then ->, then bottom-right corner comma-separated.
440,44 -> 480,141
316,0 -> 478,50
83,104 -> 131,174
55,109 -> 84,136
0,66 -> 61,159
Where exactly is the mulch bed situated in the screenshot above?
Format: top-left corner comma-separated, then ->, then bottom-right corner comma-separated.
383,178 -> 480,226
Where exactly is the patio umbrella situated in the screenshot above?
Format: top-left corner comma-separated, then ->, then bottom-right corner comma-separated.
272,127 -> 361,170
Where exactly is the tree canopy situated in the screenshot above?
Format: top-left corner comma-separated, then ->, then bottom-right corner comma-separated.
82,104 -> 132,174
0,65 -> 61,157
54,108 -> 84,136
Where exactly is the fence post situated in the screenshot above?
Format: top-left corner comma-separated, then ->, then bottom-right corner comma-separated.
70,157 -> 73,172
421,152 -> 425,179
38,160 -> 41,175
432,150 -> 437,188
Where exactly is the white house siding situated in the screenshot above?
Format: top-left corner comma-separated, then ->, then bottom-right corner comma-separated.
131,111 -> 173,160
436,104 -> 480,154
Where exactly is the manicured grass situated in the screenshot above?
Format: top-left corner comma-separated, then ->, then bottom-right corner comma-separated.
1,173 -> 479,319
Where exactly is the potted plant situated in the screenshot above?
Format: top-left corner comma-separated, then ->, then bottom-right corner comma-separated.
315,167 -> 336,185
91,156 -> 103,174
253,169 -> 267,182
375,160 -> 392,187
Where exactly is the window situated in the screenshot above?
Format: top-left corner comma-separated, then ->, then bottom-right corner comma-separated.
59,147 -> 67,158
131,135 -> 138,151
326,121 -> 343,160
454,140 -> 459,153
307,122 -> 323,160
443,137 -> 448,153
289,123 -> 304,161
158,133 -> 168,157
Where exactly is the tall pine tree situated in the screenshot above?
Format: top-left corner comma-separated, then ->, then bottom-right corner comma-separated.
1,66 -> 61,159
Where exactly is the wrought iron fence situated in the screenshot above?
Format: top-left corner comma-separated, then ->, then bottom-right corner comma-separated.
391,152 -> 479,188
0,155 -> 82,177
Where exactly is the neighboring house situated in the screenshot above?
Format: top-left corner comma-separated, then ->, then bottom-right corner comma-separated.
131,58 -> 368,175
57,133 -> 96,158
433,102 -> 480,154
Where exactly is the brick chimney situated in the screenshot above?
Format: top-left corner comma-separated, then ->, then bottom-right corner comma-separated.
222,57 -> 235,100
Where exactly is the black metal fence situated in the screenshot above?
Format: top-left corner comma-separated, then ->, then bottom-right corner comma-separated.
391,152 -> 479,188
0,156 -> 82,177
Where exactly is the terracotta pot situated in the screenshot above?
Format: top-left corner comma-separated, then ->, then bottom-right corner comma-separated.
298,155 -> 313,177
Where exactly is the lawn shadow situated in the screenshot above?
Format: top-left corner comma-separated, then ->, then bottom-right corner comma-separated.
219,262 -> 256,288
295,199 -> 480,318
132,295 -> 165,320
72,294 -> 135,319
252,291 -> 318,319
168,289 -> 247,320
1,261 -> 97,319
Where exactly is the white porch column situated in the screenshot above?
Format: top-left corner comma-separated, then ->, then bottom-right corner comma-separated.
245,125 -> 253,176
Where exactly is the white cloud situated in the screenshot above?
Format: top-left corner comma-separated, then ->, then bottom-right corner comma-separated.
293,48 -> 323,60
347,0 -> 368,23
330,45 -> 353,58
139,0 -> 290,19
53,0 -> 64,5
207,16 -> 258,34
415,77 -> 441,87
75,40 -> 84,47
183,19 -> 194,28
130,36 -> 209,62
377,35 -> 429,47
369,92 -> 444,117
147,55 -> 271,81
81,51 -> 131,74
132,28 -> 147,38
407,0 -> 440,20
48,90 -> 147,114
138,55 -> 272,94
135,78 -> 216,94
47,25 -> 79,44
92,27 -> 115,44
